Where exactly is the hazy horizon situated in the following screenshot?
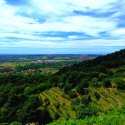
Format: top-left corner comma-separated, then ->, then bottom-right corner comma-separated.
0,46 -> 125,55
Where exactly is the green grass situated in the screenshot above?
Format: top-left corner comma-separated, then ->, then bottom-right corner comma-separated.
48,107 -> 125,125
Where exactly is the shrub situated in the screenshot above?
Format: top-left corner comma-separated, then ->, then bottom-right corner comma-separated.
90,78 -> 99,87
68,89 -> 77,98
103,79 -> 112,88
94,92 -> 101,100
76,104 -> 99,119
81,95 -> 92,105
115,78 -> 125,90
98,73 -> 107,80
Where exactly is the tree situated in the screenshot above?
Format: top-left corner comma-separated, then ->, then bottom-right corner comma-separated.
115,78 -> 125,90
76,104 -> 99,119
103,79 -> 112,88
17,95 -> 41,123
98,73 -> 107,81
81,95 -> 92,105
94,92 -> 101,100
90,78 -> 99,87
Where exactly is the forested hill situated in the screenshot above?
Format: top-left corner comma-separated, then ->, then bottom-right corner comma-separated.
56,49 -> 125,74
50,49 -> 125,88
1,49 -> 125,125
49,49 -> 125,121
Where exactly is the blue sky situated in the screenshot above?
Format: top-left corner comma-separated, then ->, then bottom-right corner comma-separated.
0,0 -> 125,54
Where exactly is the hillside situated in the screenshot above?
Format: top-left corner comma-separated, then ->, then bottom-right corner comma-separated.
39,87 -> 75,121
48,106 -> 125,125
49,49 -> 125,121
1,49 -> 125,124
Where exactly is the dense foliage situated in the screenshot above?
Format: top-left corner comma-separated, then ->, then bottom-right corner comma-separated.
49,105 -> 125,125
1,49 -> 125,124
0,71 -> 52,124
49,49 -> 125,119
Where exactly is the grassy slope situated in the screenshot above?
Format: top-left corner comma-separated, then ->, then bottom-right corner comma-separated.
48,111 -> 125,125
38,86 -> 125,123
39,87 -> 75,121
90,87 -> 125,110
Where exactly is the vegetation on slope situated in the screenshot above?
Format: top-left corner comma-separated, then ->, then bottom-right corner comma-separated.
48,105 -> 125,125
1,49 -> 125,124
49,49 -> 125,119
39,87 -> 75,121
0,81 -> 52,124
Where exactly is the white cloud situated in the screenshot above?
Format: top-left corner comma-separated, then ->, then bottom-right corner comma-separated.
0,0 -> 125,51
30,0 -> 117,16
0,32 -> 64,42
110,28 -> 125,38
1,39 -> 125,49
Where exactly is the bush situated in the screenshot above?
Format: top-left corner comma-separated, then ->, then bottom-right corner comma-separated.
103,79 -> 112,88
94,92 -> 101,100
115,78 -> 125,89
68,89 -> 77,98
17,95 -> 41,123
76,104 -> 99,119
81,95 -> 92,105
90,78 -> 99,87
98,73 -> 107,80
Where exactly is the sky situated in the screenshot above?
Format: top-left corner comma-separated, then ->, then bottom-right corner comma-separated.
0,0 -> 125,54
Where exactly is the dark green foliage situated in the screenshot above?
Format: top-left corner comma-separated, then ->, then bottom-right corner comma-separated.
0,67 -> 13,73
76,104 -> 99,119
38,109 -> 52,124
75,79 -> 89,95
90,78 -> 99,87
17,95 -> 52,124
76,87 -> 89,95
98,73 -> 107,81
24,83 -> 51,95
0,64 -> 51,124
67,72 -> 80,87
63,82 -> 72,93
17,95 -> 40,123
94,92 -> 101,100
81,95 -> 92,105
103,79 -> 112,88
0,72 -> 48,85
0,82 -> 52,124
49,76 -> 60,86
115,78 -> 125,90
71,98 -> 80,106
80,79 -> 89,88
68,89 -> 77,98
